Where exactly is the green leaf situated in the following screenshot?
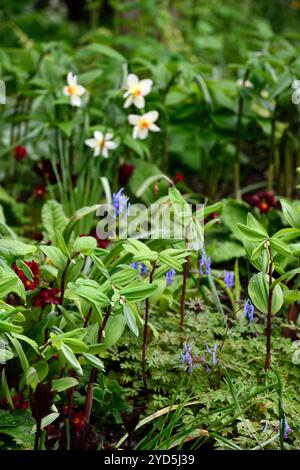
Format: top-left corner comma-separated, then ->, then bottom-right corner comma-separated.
236,223 -> 267,242
25,367 -> 39,390
60,343 -> 82,375
120,282 -> 158,302
77,43 -> 126,62
74,236 -> 97,256
122,239 -> 158,262
0,275 -> 25,302
251,241 -> 265,261
31,412 -> 59,434
82,353 -> 105,371
40,245 -> 67,270
280,199 -> 300,229
103,315 -> 126,348
248,272 -> 283,315
123,303 -> 139,337
42,200 -> 69,242
51,377 -> 78,392
270,268 -> 300,289
0,319 -> 23,334
1,369 -> 13,408
246,213 -> 268,236
269,237 -> 291,257
9,335 -> 29,372
0,240 -> 36,262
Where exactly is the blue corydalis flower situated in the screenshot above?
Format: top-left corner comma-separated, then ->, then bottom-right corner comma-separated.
199,250 -> 211,276
165,268 -> 176,286
280,415 -> 292,440
181,341 -> 193,373
205,342 -> 218,366
131,262 -> 148,276
140,263 -> 148,276
112,188 -> 129,217
243,299 -> 254,322
224,270 -> 234,288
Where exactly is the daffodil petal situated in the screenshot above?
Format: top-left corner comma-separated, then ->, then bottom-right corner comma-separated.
127,73 -> 139,88
139,79 -> 153,95
133,95 -> 145,109
94,131 -> 103,141
106,141 -> 118,150
137,128 -> 149,140
128,114 -> 141,125
124,96 -> 133,108
132,126 -> 139,139
85,138 -> 97,148
76,85 -> 86,96
63,86 -> 71,96
149,123 -> 160,132
70,95 -> 81,107
145,110 -> 159,123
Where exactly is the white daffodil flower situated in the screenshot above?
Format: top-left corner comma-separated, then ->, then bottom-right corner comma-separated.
128,111 -> 160,140
63,72 -> 86,107
236,78 -> 254,89
123,73 -> 153,109
85,131 -> 118,158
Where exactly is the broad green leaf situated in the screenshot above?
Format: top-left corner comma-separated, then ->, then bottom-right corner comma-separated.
280,199 -> 300,229
236,223 -> 267,242
9,335 -> 29,372
248,272 -> 283,315
74,236 -> 97,256
103,314 -> 126,348
42,200 -> 69,241
120,282 -> 158,301
40,245 -> 67,270
0,240 -> 36,262
51,377 -> 78,392
60,343 -> 82,375
0,319 -> 23,334
123,303 -> 139,337
26,367 -> 39,390
82,353 -> 105,371
269,237 -> 291,257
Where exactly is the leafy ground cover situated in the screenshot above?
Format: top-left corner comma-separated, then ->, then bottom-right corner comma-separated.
0,0 -> 300,451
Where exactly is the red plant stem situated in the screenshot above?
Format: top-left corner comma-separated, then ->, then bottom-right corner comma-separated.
83,306 -> 93,328
265,245 -> 273,370
180,256 -> 190,333
84,306 -> 111,425
142,261 -> 156,388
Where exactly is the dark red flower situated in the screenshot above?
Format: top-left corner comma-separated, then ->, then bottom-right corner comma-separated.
118,163 -> 135,186
71,410 -> 85,433
244,190 -> 279,214
89,229 -> 111,249
258,201 -> 269,214
33,232 -> 43,241
13,260 -> 39,290
72,174 -> 78,187
2,393 -> 29,410
33,158 -> 59,184
34,185 -> 46,199
32,288 -> 60,307
14,146 -> 27,161
173,172 -> 185,184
